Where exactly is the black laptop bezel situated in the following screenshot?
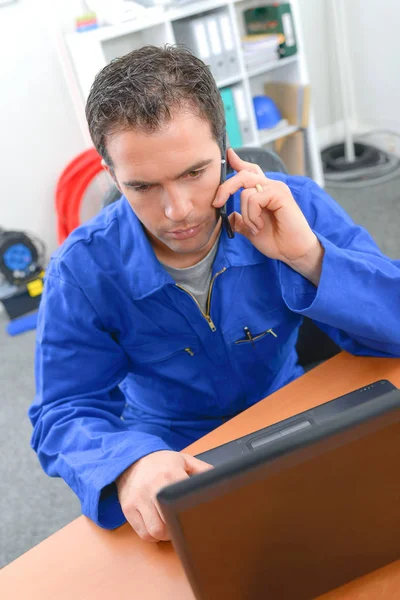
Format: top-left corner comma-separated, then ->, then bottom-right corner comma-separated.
158,388 -> 400,509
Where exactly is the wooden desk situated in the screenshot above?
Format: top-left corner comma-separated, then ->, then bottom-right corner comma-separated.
2,353 -> 400,600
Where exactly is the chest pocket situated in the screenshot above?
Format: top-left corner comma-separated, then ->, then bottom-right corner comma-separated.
227,308 -> 292,346
128,335 -> 200,365
234,326 -> 278,346
225,308 -> 300,393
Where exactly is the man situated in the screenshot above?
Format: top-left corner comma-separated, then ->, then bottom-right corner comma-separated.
29,45 -> 400,543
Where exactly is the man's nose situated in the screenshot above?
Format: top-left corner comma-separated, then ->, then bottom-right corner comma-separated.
163,185 -> 194,223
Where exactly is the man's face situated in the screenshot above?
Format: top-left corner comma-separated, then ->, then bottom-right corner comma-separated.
106,111 -> 222,263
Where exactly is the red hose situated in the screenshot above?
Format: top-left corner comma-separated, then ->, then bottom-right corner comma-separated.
55,148 -> 103,244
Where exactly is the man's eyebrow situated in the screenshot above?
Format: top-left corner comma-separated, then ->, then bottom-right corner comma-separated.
122,159 -> 213,188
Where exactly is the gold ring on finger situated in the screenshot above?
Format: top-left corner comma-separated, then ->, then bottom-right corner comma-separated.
255,184 -> 263,193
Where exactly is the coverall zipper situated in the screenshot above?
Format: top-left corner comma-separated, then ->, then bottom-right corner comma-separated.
176,267 -> 226,332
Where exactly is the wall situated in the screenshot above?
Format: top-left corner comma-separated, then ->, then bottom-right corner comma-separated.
297,0 -> 341,133
0,0 -> 87,256
344,0 -> 400,133
306,0 -> 400,140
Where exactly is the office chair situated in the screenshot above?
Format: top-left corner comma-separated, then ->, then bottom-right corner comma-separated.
102,147 -> 340,369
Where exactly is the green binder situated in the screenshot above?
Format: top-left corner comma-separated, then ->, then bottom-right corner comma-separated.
244,3 -> 298,58
220,87 -> 243,149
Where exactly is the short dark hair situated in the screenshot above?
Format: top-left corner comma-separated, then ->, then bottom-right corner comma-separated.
85,44 -> 225,165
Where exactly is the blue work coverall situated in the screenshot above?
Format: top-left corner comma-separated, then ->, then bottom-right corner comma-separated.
29,174 -> 400,529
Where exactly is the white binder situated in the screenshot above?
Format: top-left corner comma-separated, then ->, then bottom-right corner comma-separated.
233,86 -> 253,145
205,14 -> 225,83
218,12 -> 239,79
173,17 -> 211,65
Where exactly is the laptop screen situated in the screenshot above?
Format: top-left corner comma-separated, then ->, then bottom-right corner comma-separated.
158,390 -> 400,600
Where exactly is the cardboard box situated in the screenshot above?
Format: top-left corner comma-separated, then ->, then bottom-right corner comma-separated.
275,130 -> 306,176
264,81 -> 311,128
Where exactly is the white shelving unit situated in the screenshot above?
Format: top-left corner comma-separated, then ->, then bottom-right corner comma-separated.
65,0 -> 324,187
259,123 -> 299,146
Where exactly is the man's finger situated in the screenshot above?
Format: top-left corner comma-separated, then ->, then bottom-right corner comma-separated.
129,508 -> 159,543
213,170 -> 268,208
240,190 -> 253,235
139,501 -> 171,542
183,454 -> 214,475
229,211 -> 259,238
154,496 -> 168,526
247,191 -> 266,231
227,148 -> 263,175
228,212 -> 251,238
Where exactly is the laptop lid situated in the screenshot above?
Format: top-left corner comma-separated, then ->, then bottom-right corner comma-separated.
157,389 -> 400,600
196,379 -> 396,467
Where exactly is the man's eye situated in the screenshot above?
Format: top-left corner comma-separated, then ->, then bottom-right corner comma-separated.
133,185 -> 151,193
187,169 -> 205,179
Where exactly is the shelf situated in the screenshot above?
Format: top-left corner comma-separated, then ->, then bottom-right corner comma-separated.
217,73 -> 243,88
168,0 -> 229,22
67,0 -> 231,42
258,124 -> 299,145
241,139 -> 257,148
68,9 -> 166,42
67,0 -> 295,43
247,55 -> 299,78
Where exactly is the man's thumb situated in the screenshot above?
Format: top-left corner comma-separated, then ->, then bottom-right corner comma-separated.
228,211 -> 251,238
183,453 -> 214,475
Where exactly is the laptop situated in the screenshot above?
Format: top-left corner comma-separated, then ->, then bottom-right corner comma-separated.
157,381 -> 400,600
196,379 -> 396,466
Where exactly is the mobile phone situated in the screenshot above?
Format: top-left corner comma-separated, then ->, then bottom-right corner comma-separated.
219,134 -> 235,239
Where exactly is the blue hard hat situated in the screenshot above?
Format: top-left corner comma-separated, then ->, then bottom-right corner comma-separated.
253,95 -> 282,129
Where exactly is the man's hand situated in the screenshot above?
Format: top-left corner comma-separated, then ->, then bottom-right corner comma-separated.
213,148 -> 324,286
116,450 -> 212,542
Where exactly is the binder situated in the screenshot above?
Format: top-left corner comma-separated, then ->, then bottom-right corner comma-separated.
232,86 -> 252,145
205,14 -> 225,82
173,17 -> 211,65
244,3 -> 297,58
280,6 -> 297,58
220,87 -> 243,149
218,12 -> 239,78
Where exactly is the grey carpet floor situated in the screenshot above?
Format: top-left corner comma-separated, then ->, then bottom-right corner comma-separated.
325,174 -> 400,260
0,313 -> 80,569
0,176 -> 399,569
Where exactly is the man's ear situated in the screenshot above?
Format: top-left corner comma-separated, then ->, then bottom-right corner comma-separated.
101,159 -> 122,194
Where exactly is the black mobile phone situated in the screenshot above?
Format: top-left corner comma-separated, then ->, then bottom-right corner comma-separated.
219,134 -> 235,239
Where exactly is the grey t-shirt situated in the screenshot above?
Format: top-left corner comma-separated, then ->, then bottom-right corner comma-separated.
162,234 -> 220,313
